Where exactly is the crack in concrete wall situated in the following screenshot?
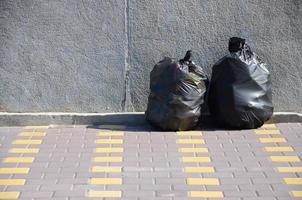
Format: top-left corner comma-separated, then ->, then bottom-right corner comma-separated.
121,0 -> 133,112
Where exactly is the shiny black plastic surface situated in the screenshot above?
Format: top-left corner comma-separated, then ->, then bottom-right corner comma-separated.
208,37 -> 273,129
146,51 -> 208,131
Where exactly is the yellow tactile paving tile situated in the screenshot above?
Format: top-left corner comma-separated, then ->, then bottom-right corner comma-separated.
3,157 -> 34,163
95,147 -> 123,153
89,178 -> 122,185
264,146 -> 294,152
91,166 -> 122,173
283,178 -> 302,185
95,139 -> 123,144
176,131 -> 203,136
290,191 -> 302,197
18,132 -> 46,136
276,167 -> 302,173
93,157 -> 122,162
176,139 -> 205,144
188,191 -> 223,198
87,190 -> 122,198
97,131 -> 124,136
24,126 -> 48,129
9,148 -> 39,153
0,168 -> 30,174
261,124 -> 276,128
12,140 -> 42,144
0,179 -> 26,185
187,178 -> 220,185
0,191 -> 20,199
181,156 -> 211,163
183,167 -> 215,173
179,148 -> 208,153
259,138 -> 286,143
255,129 -> 280,134
270,156 -> 301,162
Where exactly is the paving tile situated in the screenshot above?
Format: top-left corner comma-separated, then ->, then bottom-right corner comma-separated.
176,131 -> 202,136
276,167 -> 302,172
223,191 -> 257,197
155,178 -> 184,185
188,191 -> 224,198
261,124 -> 277,129
39,184 -> 73,191
186,178 -> 219,185
122,190 -> 154,197
0,168 -> 29,174
176,139 -> 205,144
97,131 -> 124,136
19,191 -> 54,198
5,184 -> 40,192
263,171 -> 298,178
89,178 -> 122,185
0,179 -> 25,185
283,178 -> 302,184
86,190 -> 122,197
270,156 -> 301,162
90,166 -> 122,173
202,173 -> 233,179
123,177 -> 154,185
238,184 -> 272,191
181,157 -> 211,163
155,190 -> 186,197
290,190 -> 302,197
256,190 -> 290,197
264,146 -> 294,152
139,184 -> 171,191
139,172 -> 169,178
0,191 -> 20,199
12,139 -> 42,144
178,147 -> 208,153
252,177 -> 283,184
270,183 -> 302,191
183,166 -> 215,173
259,138 -> 287,143
3,157 -> 35,163
233,172 -> 265,178
53,188 -> 87,197
9,148 -> 40,153
105,184 -> 139,191
220,177 -> 252,185
23,126 -> 49,129
94,139 -> 123,144
255,130 -> 280,135
18,132 -> 46,137
92,157 -> 122,162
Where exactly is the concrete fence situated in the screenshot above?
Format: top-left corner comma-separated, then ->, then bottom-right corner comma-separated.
1,0 -> 301,113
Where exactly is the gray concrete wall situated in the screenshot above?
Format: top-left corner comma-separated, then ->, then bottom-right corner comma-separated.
1,0 -> 301,113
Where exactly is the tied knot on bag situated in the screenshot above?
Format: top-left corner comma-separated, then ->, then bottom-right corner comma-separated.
229,37 -> 253,60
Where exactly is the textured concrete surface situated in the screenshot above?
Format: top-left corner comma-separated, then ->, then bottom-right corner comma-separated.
0,1 -> 127,112
128,0 -> 302,112
0,123 -> 301,199
1,0 -> 302,112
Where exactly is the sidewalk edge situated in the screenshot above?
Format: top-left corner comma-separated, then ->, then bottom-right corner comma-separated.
0,112 -> 301,126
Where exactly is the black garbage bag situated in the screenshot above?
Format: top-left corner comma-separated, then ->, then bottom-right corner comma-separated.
145,51 -> 208,131
208,37 -> 273,129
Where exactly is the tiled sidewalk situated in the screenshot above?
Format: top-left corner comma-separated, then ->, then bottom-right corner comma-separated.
0,123 -> 301,199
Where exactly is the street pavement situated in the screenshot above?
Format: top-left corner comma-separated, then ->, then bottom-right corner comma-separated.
0,123 -> 301,199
